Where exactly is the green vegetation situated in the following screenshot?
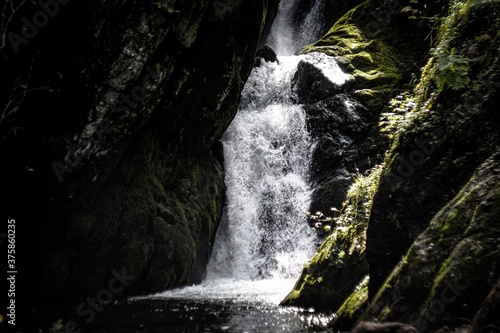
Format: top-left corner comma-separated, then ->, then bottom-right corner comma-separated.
379,94 -> 417,140
335,0 -> 500,328
289,0 -> 500,330
282,164 -> 382,311
336,165 -> 383,232
333,275 -> 369,329
300,4 -> 404,112
434,48 -> 470,92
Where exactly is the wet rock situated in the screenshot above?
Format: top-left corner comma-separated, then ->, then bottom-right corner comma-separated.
351,322 -> 419,333
304,94 -> 366,138
291,52 -> 353,104
363,149 -> 500,332
255,45 -> 279,66
283,2 -> 500,330
309,175 -> 352,215
469,278 -> 500,333
306,96 -> 367,182
280,230 -> 369,311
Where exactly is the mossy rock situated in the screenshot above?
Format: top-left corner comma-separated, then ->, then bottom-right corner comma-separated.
357,3 -> 500,328
361,149 -> 500,332
367,0 -> 500,300
283,0 -> 447,313
299,0 -> 437,114
281,227 -> 369,311
331,275 -> 370,331
288,1 -> 500,329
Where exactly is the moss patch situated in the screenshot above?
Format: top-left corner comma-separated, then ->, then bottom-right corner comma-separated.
363,149 -> 500,332
281,166 -> 382,311
332,275 -> 370,331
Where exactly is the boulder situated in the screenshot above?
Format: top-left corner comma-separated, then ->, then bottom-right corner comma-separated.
255,44 -> 279,65
291,52 -> 353,104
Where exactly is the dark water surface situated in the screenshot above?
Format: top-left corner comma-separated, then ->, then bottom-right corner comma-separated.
85,279 -> 334,333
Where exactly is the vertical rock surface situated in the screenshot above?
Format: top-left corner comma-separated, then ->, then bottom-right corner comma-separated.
282,1 -> 500,332
0,0 -> 279,318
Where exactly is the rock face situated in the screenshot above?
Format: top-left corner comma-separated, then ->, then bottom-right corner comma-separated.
282,0 -> 500,332
0,0 -> 279,320
363,149 -> 500,332
282,0 -> 446,310
290,52 -> 367,216
292,52 -> 354,104
255,45 -> 279,66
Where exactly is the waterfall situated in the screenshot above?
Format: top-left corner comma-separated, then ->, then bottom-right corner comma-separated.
205,0 -> 329,282
135,3 -> 351,321
125,7 -> 353,333
266,0 -> 327,55
206,57 -> 317,281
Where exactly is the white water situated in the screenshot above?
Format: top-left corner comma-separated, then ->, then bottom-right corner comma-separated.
266,0 -> 327,55
206,56 -> 317,284
144,55 -> 321,307
139,59 -> 317,305
137,0 -> 334,309
102,2 -> 350,332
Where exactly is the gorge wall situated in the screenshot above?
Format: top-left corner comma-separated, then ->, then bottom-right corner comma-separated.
0,0 -> 279,318
282,0 -> 500,332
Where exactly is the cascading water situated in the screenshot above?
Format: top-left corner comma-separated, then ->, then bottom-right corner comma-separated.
206,55 -> 317,282
266,0 -> 327,55
109,1 -> 349,332
205,0 -> 329,284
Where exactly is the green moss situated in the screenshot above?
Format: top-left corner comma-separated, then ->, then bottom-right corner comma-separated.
285,0 -> 500,324
332,275 -> 369,330
299,3 -> 410,113
282,166 -> 382,311
361,151 -> 500,330
338,283 -> 368,317
344,51 -> 374,69
429,184 -> 500,295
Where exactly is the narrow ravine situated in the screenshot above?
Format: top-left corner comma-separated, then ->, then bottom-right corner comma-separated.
87,1 -> 346,331
131,40 -> 326,333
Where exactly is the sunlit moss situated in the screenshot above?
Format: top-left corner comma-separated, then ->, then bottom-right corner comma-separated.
333,275 -> 369,330
299,4 -> 403,113
281,165 -> 383,311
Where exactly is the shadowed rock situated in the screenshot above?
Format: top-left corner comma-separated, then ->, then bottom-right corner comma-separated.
351,322 -> 419,333
254,45 -> 279,67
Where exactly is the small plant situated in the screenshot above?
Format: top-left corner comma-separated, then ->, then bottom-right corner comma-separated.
330,164 -> 384,254
380,93 -> 418,139
307,211 -> 335,236
336,165 -> 383,229
434,48 -> 470,92
49,319 -> 64,333
424,14 -> 444,47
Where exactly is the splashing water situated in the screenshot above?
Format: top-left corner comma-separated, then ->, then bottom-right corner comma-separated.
117,2 -> 346,332
124,56 -> 345,333
206,56 -> 317,282
145,0 -> 345,306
